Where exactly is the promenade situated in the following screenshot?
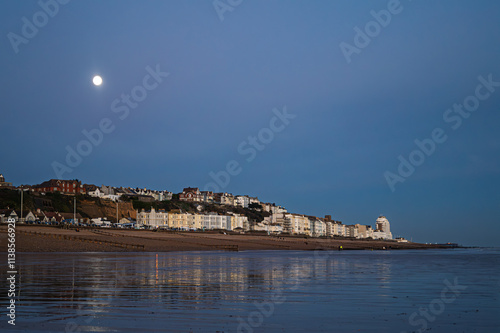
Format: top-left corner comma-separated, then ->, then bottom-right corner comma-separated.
1,225 -> 448,252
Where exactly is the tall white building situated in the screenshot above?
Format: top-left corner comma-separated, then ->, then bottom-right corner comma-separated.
345,225 -> 359,238
373,215 -> 393,240
332,223 -> 345,237
310,218 -> 325,237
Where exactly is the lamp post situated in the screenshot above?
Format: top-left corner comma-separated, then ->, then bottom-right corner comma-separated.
20,189 -> 23,223
74,197 -> 76,225
19,188 -> 28,223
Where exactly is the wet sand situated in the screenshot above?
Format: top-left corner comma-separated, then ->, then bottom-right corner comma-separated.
1,225 -> 450,252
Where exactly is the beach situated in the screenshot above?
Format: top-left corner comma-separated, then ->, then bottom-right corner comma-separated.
3,249 -> 499,332
1,225 -> 449,252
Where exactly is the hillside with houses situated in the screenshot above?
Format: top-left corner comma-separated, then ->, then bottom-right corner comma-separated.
0,173 -> 400,241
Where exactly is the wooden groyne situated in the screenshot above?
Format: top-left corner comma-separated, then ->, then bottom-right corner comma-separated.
18,230 -> 145,250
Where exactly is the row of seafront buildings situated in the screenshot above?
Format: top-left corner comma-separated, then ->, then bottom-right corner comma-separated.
1,174 -> 395,240
137,205 -> 393,240
264,214 -> 393,239
137,208 -> 249,231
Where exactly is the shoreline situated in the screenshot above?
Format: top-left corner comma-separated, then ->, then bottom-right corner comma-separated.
1,225 -> 457,252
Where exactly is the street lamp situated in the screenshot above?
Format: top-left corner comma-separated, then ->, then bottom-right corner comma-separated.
74,196 -> 76,226
19,188 -> 29,223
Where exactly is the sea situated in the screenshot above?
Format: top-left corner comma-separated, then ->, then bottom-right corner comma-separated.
1,248 -> 499,332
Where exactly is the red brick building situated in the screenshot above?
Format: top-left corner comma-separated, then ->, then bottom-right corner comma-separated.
33,179 -> 83,194
179,187 -> 202,202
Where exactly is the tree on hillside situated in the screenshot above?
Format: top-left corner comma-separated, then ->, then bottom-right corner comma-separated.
248,203 -> 262,210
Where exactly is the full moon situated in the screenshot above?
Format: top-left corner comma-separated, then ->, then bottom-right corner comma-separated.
92,75 -> 103,86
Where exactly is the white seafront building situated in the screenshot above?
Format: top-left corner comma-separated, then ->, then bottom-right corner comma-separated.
373,215 -> 393,240
260,213 -> 394,240
136,208 -> 248,231
345,225 -> 359,238
310,217 -> 326,237
136,208 -> 169,228
135,205 -> 395,240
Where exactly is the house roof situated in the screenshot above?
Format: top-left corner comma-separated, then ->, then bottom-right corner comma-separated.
34,179 -> 82,188
200,191 -> 214,195
33,179 -> 59,188
60,212 -> 83,219
15,210 -> 34,218
0,209 -> 14,215
44,212 -> 60,217
43,212 -> 63,222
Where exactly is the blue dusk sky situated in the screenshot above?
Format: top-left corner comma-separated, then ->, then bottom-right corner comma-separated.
1,0 -> 499,246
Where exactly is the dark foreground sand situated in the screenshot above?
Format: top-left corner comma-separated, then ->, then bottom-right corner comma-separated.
1,225 -> 451,252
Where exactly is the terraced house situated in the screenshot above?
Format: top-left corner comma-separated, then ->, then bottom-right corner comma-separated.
136,208 -> 248,231
136,207 -> 168,228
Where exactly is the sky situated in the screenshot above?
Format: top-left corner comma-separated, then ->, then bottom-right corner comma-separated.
1,0 -> 499,247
